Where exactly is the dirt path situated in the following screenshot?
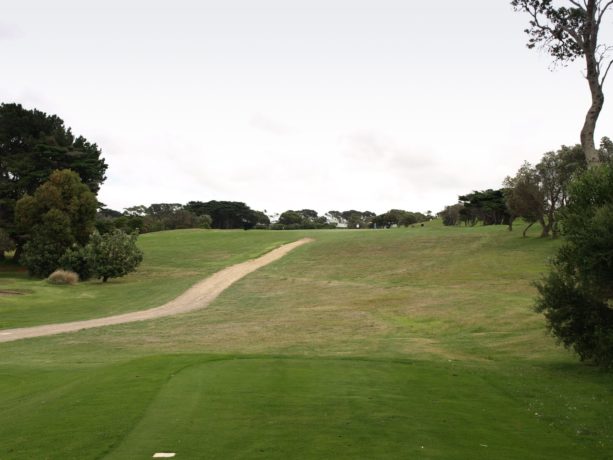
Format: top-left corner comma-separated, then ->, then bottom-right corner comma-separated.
0,238 -> 313,344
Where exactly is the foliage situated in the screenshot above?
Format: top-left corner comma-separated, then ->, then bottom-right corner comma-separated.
88,229 -> 143,282
511,0 -> 613,166
16,170 -> 97,277
0,103 -> 107,250
20,209 -> 74,277
371,209 -> 428,228
505,144 -> 587,237
0,228 -> 15,259
458,189 -> 512,226
535,165 -> 613,367
97,204 -> 213,234
504,162 -> 545,236
438,204 -> 464,226
47,269 -> 79,285
276,209 -> 334,229
185,200 -> 264,229
326,210 -> 376,229
59,244 -> 94,281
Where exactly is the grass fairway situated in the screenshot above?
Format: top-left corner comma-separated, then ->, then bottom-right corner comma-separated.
0,230 -> 301,328
1,223 -> 612,459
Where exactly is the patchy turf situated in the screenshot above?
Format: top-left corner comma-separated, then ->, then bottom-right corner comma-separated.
0,230 -> 302,329
1,223 -> 611,459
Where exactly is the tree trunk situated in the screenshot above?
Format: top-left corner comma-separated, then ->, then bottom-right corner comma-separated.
102,276 -> 108,283
581,76 -> 604,168
12,244 -> 22,263
581,8 -> 604,169
551,221 -> 560,239
523,221 -> 535,238
540,217 -> 550,238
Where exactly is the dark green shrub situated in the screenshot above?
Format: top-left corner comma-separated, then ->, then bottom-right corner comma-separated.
535,165 -> 613,367
60,245 -> 94,281
88,229 -> 143,282
20,208 -> 74,277
15,170 -> 97,277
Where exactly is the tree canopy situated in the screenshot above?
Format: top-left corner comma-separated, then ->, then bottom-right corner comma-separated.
458,189 -> 512,226
0,103 -> 107,251
275,209 -> 332,229
15,169 -> 97,277
512,0 -> 613,167
184,200 -> 268,229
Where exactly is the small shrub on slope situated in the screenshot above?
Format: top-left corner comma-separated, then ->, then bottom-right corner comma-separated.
47,269 -> 79,285
88,229 -> 143,282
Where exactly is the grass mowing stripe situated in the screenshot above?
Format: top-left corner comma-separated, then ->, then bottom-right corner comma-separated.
0,356 -> 199,460
0,224 -> 611,459
105,356 -> 595,460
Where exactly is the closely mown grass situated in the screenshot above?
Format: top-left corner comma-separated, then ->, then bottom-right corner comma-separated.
0,222 -> 611,459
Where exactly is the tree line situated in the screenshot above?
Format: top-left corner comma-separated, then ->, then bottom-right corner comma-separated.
438,140 -> 612,238
0,103 -> 430,282
97,204 -> 431,233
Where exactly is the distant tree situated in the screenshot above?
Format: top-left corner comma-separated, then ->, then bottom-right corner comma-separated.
15,169 -> 97,277
535,145 -> 587,237
511,0 -> 613,167
87,229 -> 143,282
337,210 -> 375,228
504,162 -> 545,236
399,212 -> 418,227
124,205 -> 148,216
274,209 -> 335,229
438,204 -> 464,226
458,190 -> 512,226
599,136 -> 613,162
251,210 -> 271,228
535,164 -> 613,367
0,103 -> 107,258
371,209 -> 427,228
147,203 -> 183,217
183,201 -> 208,216
185,201 -> 259,229
99,202 -> 216,234
98,207 -> 122,219
277,210 -> 303,226
326,210 -> 344,224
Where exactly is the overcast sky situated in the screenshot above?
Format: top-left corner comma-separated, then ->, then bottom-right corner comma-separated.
2,0 -> 612,215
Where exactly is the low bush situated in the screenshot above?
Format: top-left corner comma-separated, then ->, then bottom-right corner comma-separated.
47,269 -> 79,285
60,245 -> 94,281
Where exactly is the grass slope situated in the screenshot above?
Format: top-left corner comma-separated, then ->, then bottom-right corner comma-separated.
0,230 -> 301,329
0,223 -> 611,459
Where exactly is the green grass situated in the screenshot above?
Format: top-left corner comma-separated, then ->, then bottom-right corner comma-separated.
1,223 -> 612,459
0,229 -> 302,328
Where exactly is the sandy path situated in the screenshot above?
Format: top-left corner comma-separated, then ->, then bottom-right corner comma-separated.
0,238 -> 313,344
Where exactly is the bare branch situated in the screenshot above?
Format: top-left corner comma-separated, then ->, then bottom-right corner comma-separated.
600,0 -> 613,14
600,58 -> 613,84
597,0 -> 613,28
569,0 -> 586,10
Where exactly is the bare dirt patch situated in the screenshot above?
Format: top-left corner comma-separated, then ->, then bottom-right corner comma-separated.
0,290 -> 28,296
